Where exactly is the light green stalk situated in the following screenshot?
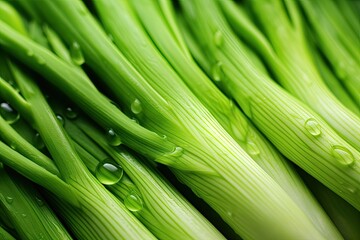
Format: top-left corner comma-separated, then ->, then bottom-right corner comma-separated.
68,115 -> 225,239
128,1 -> 341,239
312,47 -> 360,116
0,224 -> 16,240
45,79 -> 224,239
298,0 -> 360,106
219,0 -> 360,151
0,3 -> 156,239
1,1 -> 328,239
0,166 -> 72,240
179,0 -> 360,211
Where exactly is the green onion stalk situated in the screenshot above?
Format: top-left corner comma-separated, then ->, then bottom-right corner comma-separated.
0,165 -> 72,240
177,0 -> 360,211
106,0 -> 342,238
219,0 -> 360,151
0,0 -> 329,239
0,2 -> 157,239
49,95 -> 225,239
298,0 -> 360,106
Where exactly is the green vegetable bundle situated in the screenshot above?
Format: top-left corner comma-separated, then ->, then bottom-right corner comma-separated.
0,0 -> 358,239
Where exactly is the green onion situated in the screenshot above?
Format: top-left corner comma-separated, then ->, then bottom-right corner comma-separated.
0,166 -> 72,240
298,0 -> 360,106
178,0 -> 360,212
0,0 -> 328,239
219,0 -> 360,151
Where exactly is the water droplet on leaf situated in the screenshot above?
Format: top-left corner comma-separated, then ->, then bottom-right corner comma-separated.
131,99 -> 142,114
0,102 -> 20,124
214,30 -> 224,47
70,42 -> 85,66
331,145 -> 355,166
33,132 -> 45,150
6,197 -> 13,204
211,61 -> 224,82
304,118 -> 321,136
65,107 -> 78,119
246,141 -> 260,157
56,114 -> 65,126
124,191 -> 143,212
95,158 -> 123,185
106,129 -> 122,146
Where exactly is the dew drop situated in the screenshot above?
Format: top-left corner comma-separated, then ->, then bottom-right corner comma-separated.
169,146 -> 184,157
33,132 -> 45,150
131,117 -> 139,124
21,214 -> 27,218
331,145 -> 355,166
246,141 -> 260,157
35,197 -> 44,207
336,62 -> 347,80
155,147 -> 184,165
6,197 -> 13,204
95,158 -> 123,185
56,114 -> 65,126
211,61 -> 224,82
0,102 -> 20,124
131,99 -> 142,114
347,186 -> 357,194
26,50 -> 34,57
106,129 -> 122,146
124,191 -> 143,212
35,56 -> 45,65
70,42 -> 85,66
304,118 -> 321,136
214,30 -> 224,47
65,107 -> 78,119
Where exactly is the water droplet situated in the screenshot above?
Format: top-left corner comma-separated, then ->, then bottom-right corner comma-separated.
56,114 -> 64,126
95,158 -> 123,185
246,141 -> 260,157
214,30 -> 224,47
304,118 -> 321,136
226,211 -> 233,217
35,197 -> 44,206
162,135 -> 167,140
131,99 -> 142,114
35,56 -> 45,65
124,191 -> 143,212
6,197 -> 13,204
70,42 -> 85,66
155,147 -> 184,165
331,145 -> 355,166
21,213 -> 27,218
131,117 -> 139,124
65,107 -> 78,119
336,62 -> 347,80
106,129 -> 122,146
0,102 -> 20,124
33,132 -> 45,150
169,147 -> 183,157
347,186 -> 357,194
211,61 -> 224,82
26,50 -> 34,57
10,143 -> 16,150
